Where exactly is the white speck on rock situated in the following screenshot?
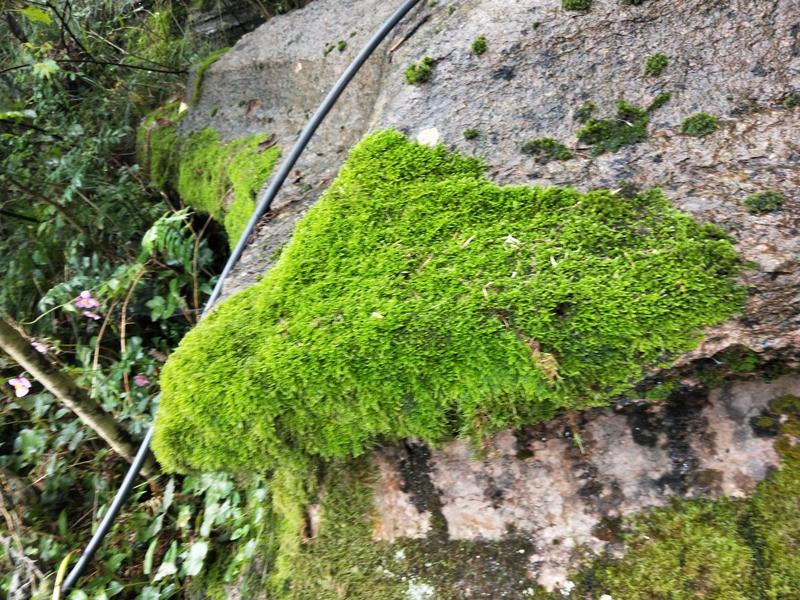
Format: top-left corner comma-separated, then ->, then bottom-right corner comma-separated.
416,127 -> 440,147
407,581 -> 436,600
559,580 -> 575,596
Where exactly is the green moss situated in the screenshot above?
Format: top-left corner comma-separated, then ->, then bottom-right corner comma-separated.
647,92 -> 672,112
644,52 -> 669,77
138,107 -> 280,246
577,100 -> 650,155
153,130 -> 744,473
562,0 -> 592,11
769,394 -> 800,415
136,101 -> 184,189
718,346 -> 761,374
470,36 -> 488,56
744,191 -> 785,214
463,128 -> 480,140
783,91 -> 800,109
191,47 -> 230,105
337,40 -> 347,52
574,100 -> 596,123
521,137 -> 573,163
588,499 -> 758,599
680,112 -> 719,137
642,378 -> 679,402
405,57 -> 434,85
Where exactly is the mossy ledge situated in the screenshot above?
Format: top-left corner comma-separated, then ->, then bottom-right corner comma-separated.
153,130 -> 745,473
137,105 -> 280,246
213,399 -> 800,599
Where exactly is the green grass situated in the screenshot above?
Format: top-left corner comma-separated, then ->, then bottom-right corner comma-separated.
681,112 -> 719,137
153,130 -> 744,473
521,137 -> 573,163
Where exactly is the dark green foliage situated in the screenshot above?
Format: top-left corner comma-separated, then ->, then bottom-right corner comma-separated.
744,190 -> 786,214
521,137 -> 573,163
191,47 -> 230,105
575,100 -> 596,123
577,100 -> 650,155
644,53 -> 668,77
405,57 -> 434,85
681,112 -> 719,137
470,36 -> 488,55
647,92 -> 672,112
153,130 -> 744,473
463,128 -> 480,140
784,91 -> 800,108
562,0 -> 592,10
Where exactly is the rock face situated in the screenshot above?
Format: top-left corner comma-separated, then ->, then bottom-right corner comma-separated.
373,376 -> 798,589
180,0 -> 800,593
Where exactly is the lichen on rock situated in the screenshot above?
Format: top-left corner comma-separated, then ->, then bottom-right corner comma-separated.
152,129 -> 745,474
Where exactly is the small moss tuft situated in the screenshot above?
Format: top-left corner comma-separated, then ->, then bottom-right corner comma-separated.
644,52 -> 669,77
783,91 -> 800,109
744,190 -> 786,214
577,100 -> 650,155
337,40 -> 347,52
575,100 -> 596,123
521,137 -> 573,163
153,130 -> 744,473
562,0 -> 592,10
191,47 -> 230,105
463,128 -> 480,140
680,112 -> 719,137
647,92 -> 672,112
470,36 -> 488,56
405,57 -> 434,85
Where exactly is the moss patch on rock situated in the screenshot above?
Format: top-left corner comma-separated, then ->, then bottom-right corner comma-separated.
521,137 -> 573,163
137,110 -> 280,246
681,112 -> 719,137
231,404 -> 800,600
191,47 -> 230,105
153,130 -> 744,473
577,100 -> 650,155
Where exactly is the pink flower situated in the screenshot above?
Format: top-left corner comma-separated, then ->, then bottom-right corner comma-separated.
74,290 -> 100,309
8,376 -> 32,398
82,311 -> 102,321
133,374 -> 150,387
31,340 -> 48,354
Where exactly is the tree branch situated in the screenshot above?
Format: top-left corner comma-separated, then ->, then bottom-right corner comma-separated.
0,318 -> 158,478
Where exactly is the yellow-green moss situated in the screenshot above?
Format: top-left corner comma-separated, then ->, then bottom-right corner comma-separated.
644,52 -> 669,77
681,112 -> 719,137
405,57 -> 434,85
153,130 -> 745,473
191,47 -> 230,105
137,109 -> 280,247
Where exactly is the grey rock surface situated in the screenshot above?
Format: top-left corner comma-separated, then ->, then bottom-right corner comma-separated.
180,0 -> 800,590
372,375 -> 798,589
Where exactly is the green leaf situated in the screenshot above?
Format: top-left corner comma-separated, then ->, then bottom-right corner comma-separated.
18,5 -> 52,25
183,541 -> 208,577
58,509 -> 68,538
32,59 -> 59,79
162,478 -> 175,512
143,537 -> 158,575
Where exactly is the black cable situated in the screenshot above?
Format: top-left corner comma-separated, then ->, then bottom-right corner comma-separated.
61,0 -> 422,592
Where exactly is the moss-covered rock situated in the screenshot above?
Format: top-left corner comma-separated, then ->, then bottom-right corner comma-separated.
137,109 -> 280,246
153,130 -> 744,473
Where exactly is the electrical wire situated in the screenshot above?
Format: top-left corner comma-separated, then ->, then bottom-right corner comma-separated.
61,0 -> 422,592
